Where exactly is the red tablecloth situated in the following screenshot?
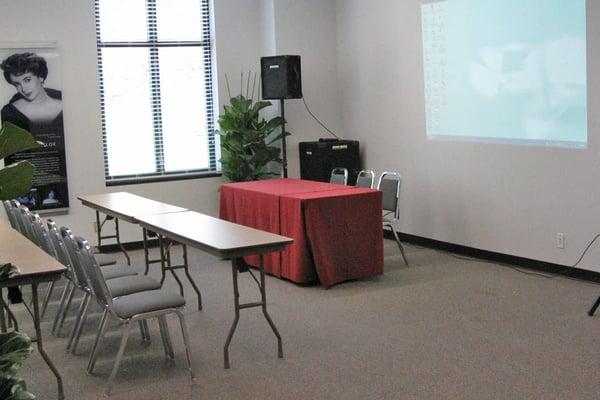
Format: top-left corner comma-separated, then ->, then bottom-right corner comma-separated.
220,179 -> 383,288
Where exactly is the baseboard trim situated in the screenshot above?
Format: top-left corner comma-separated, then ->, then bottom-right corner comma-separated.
391,231 -> 600,284
101,232 -> 600,284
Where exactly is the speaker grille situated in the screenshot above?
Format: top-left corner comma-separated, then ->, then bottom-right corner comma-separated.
261,55 -> 302,100
299,140 -> 361,184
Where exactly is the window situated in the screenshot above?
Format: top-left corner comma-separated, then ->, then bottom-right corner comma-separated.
94,0 -> 217,184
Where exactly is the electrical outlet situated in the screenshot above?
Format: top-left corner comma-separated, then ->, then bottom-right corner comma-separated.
557,233 -> 565,249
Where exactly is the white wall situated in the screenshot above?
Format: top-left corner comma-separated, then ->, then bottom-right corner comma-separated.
0,0 -> 268,242
0,0 -> 339,243
3,0 -> 594,272
336,0 -> 600,271
270,0 -> 341,178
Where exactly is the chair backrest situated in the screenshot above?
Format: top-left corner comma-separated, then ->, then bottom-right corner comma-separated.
59,227 -> 91,289
17,205 -> 38,243
9,200 -> 26,235
3,200 -> 20,230
46,220 -> 75,281
29,213 -> 56,256
355,170 -> 375,189
377,171 -> 402,217
74,236 -> 113,309
330,167 -> 348,185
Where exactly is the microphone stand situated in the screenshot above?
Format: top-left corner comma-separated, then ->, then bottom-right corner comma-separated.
280,99 -> 288,178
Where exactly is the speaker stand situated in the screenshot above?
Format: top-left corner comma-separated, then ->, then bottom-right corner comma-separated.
280,99 -> 288,178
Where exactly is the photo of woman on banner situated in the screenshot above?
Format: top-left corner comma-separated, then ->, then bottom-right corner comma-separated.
0,50 -> 69,210
0,52 -> 63,135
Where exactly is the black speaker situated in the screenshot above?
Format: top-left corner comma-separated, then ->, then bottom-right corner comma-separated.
299,139 -> 361,184
261,55 -> 303,100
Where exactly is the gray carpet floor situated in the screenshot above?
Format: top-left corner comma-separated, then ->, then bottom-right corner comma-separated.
12,239 -> 600,399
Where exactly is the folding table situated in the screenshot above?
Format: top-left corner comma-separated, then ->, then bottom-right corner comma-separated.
79,193 -> 293,368
0,222 -> 66,399
135,210 -> 293,368
77,193 -> 203,309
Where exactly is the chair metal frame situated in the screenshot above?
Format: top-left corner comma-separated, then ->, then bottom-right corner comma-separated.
355,169 -> 375,188
50,224 -> 100,352
377,171 -> 408,265
57,226 -> 153,354
3,200 -> 19,230
27,215 -> 77,332
330,167 -> 349,185
16,207 -> 59,319
16,204 -> 37,242
8,200 -> 26,235
73,237 -> 194,395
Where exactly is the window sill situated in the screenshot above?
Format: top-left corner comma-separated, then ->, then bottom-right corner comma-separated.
105,171 -> 222,187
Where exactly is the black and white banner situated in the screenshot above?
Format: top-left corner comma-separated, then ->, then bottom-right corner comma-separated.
0,45 -> 69,211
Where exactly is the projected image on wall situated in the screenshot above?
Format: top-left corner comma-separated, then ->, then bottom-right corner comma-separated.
421,0 -> 587,148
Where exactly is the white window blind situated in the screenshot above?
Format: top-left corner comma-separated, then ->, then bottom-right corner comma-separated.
95,0 -> 217,184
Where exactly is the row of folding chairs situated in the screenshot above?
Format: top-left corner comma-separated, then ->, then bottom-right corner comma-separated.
2,200 -> 194,395
328,169 -> 409,265
329,168 -> 395,189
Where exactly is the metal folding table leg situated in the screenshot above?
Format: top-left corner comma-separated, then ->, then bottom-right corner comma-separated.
143,228 -> 171,276
259,255 -> 283,358
96,211 -> 130,265
159,235 -> 168,284
182,244 -> 202,310
0,288 -> 18,332
157,236 -> 202,311
31,283 -> 64,400
224,259 -> 240,369
0,288 -> 6,333
143,228 -> 150,275
588,295 -> 600,316
223,255 -> 283,369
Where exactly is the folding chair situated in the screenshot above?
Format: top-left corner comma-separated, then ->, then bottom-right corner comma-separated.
330,167 -> 348,185
73,237 -> 194,395
355,170 -> 375,188
377,171 -> 408,265
57,226 -> 159,352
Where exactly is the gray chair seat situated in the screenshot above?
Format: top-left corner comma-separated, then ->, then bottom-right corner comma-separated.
107,276 -> 162,298
101,265 -> 138,280
112,290 -> 186,319
95,252 -> 117,266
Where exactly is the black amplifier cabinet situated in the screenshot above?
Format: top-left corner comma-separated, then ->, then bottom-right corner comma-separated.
299,139 -> 360,184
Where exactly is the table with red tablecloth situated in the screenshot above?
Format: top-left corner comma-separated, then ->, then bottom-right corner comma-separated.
219,179 -> 383,288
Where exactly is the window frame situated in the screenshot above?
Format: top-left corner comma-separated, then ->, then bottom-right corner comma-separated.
94,0 -> 219,185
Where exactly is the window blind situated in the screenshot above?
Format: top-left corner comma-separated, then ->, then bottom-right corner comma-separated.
95,0 -> 216,184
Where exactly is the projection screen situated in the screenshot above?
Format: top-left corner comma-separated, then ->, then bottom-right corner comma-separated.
421,0 -> 587,148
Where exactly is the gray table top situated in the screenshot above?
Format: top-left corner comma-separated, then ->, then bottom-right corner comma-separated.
78,192 -> 188,222
0,222 -> 65,286
135,210 -> 293,259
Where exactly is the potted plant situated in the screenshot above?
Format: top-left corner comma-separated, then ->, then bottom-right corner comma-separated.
217,74 -> 290,182
0,121 -> 41,400
0,312 -> 34,400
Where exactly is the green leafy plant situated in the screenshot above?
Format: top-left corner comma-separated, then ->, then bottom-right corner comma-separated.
0,121 -> 40,400
0,122 -> 41,201
217,74 -> 290,182
0,331 -> 35,400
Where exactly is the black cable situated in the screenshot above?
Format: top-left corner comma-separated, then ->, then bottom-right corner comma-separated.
571,233 -> 600,268
302,96 -> 341,139
544,232 -> 600,278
